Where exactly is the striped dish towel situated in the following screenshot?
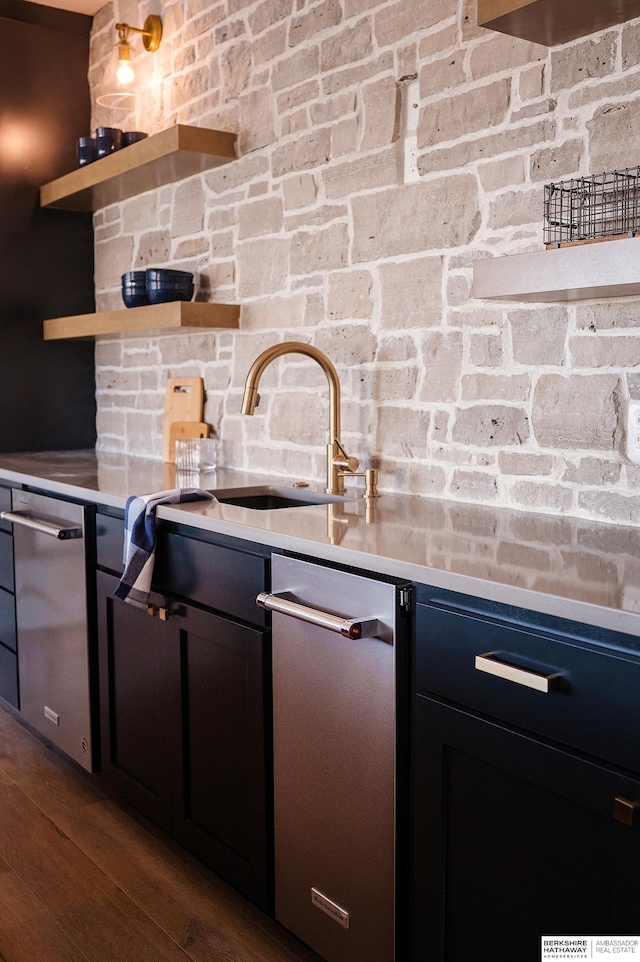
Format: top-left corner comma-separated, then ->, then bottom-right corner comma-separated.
115,488 -> 215,608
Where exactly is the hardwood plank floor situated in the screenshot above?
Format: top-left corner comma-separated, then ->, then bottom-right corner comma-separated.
0,707 -> 322,962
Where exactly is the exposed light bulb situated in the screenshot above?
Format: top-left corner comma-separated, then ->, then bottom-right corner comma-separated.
116,58 -> 135,87
115,40 -> 135,88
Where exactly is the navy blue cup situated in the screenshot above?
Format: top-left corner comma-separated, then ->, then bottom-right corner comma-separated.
77,136 -> 97,167
95,127 -> 122,158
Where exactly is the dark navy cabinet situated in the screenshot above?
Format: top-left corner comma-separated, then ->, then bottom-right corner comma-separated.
412,586 -> 640,962
0,484 -> 17,707
96,514 -> 273,911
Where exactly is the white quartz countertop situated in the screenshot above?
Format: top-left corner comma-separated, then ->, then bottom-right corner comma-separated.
1,449 -> 639,639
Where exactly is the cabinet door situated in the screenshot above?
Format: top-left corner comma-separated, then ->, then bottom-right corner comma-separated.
0,642 -> 18,708
0,512 -> 17,708
168,603 -> 270,911
412,696 -> 640,962
97,571 -> 173,832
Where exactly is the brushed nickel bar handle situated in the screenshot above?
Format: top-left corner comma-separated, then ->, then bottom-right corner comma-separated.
256,591 -> 380,640
475,652 -> 562,693
0,510 -> 83,540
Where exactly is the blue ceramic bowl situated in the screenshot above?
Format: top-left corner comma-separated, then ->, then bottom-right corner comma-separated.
146,278 -> 194,290
147,284 -> 194,304
146,268 -> 193,283
121,271 -> 149,308
145,268 -> 194,304
123,289 -> 151,308
122,270 -> 147,286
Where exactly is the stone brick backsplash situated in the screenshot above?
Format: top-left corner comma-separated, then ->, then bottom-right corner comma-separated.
90,0 -> 640,524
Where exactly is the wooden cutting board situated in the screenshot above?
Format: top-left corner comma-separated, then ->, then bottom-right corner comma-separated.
162,377 -> 205,461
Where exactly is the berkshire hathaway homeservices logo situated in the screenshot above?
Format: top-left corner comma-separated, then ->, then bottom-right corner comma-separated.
542,938 -> 640,959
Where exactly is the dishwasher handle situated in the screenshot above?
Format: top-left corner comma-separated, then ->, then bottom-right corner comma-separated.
0,510 -> 84,540
256,591 -> 380,640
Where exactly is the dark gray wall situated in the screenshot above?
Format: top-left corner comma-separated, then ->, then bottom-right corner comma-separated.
0,0 -> 96,452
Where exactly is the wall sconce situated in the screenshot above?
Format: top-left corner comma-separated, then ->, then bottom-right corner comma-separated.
97,15 -> 163,109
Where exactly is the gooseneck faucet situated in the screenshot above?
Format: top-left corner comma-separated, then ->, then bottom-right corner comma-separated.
241,341 -> 360,495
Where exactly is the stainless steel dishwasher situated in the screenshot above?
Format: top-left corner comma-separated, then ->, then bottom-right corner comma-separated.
4,490 -> 95,772
257,553 -> 409,962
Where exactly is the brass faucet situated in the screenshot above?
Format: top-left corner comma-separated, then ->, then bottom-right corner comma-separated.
241,341 -> 365,496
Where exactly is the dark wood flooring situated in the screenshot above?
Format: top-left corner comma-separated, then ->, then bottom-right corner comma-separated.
0,706 -> 322,962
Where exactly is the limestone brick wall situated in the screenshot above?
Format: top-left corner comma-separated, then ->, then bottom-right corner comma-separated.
90,0 -> 640,524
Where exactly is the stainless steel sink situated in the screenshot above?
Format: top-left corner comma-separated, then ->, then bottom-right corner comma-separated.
211,485 -> 355,510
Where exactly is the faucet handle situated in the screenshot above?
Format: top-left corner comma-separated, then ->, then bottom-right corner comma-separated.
332,438 -> 359,474
334,453 -> 360,473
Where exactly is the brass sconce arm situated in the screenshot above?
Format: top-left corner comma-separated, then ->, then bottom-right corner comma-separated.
115,15 -> 162,52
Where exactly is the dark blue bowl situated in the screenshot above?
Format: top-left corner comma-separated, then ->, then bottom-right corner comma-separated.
123,289 -> 151,308
122,270 -> 147,286
146,278 -> 193,288
146,287 -> 193,299
122,271 -> 149,308
146,268 -> 194,284
147,285 -> 194,304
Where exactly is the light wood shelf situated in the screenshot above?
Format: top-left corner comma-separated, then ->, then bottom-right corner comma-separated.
43,301 -> 240,340
472,235 -> 640,302
477,0 -> 640,46
40,125 -> 237,212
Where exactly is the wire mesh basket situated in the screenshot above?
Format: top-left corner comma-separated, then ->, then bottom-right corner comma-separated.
544,167 -> 640,246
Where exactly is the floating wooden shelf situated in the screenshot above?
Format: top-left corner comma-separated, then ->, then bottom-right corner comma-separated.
477,0 -> 640,46
40,125 -> 237,212
472,235 -> 640,302
43,301 -> 240,340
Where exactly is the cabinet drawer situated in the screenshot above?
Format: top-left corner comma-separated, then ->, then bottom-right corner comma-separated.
154,532 -> 267,627
0,588 -> 16,652
0,641 -> 18,708
416,600 -> 640,774
96,514 -> 267,626
0,530 -> 13,593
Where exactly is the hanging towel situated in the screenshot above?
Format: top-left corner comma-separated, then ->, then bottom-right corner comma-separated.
115,488 -> 215,609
